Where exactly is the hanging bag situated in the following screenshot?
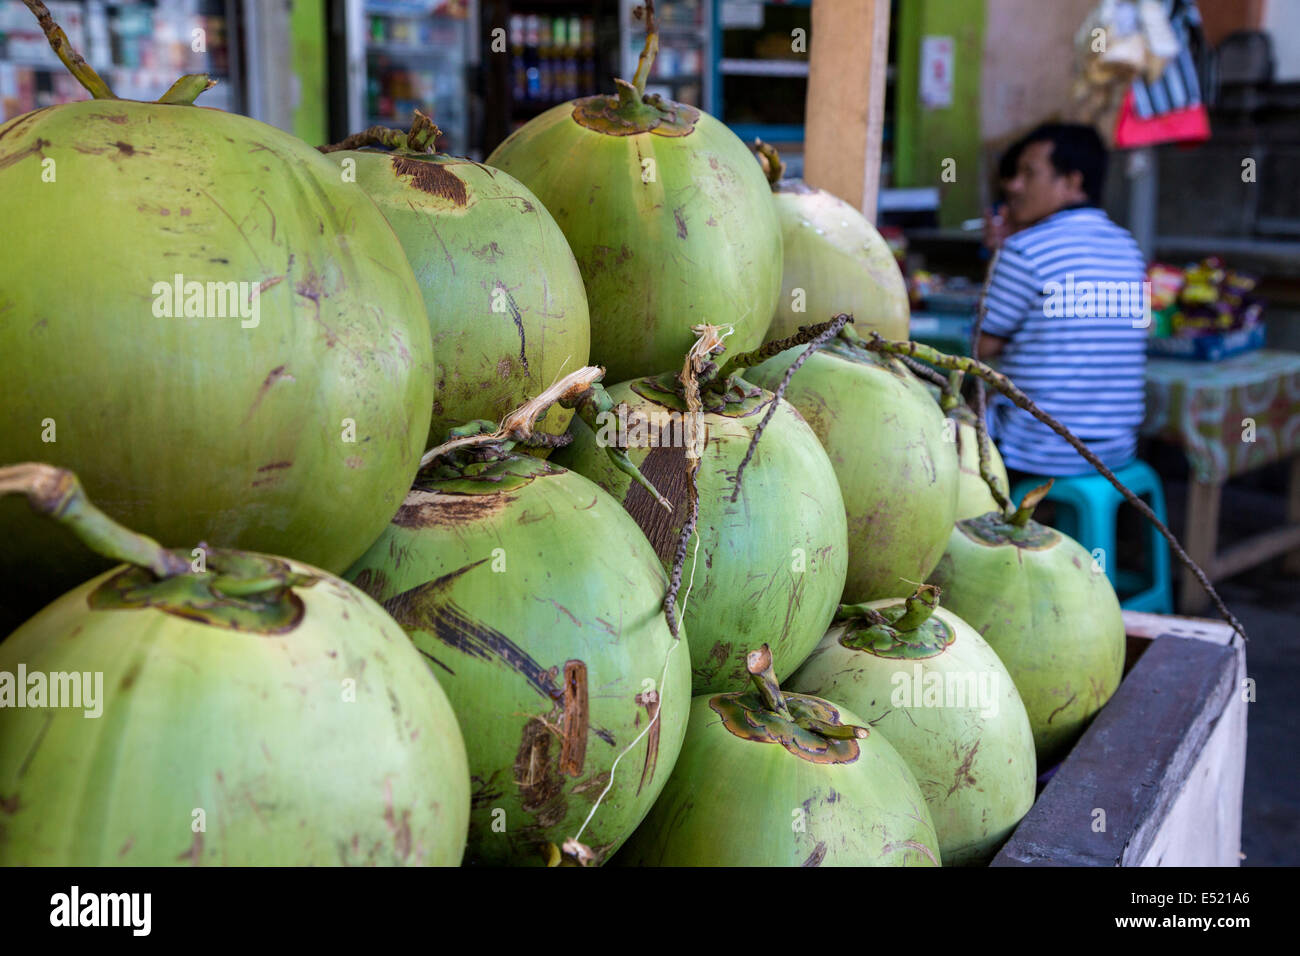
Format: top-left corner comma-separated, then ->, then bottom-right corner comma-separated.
1113,0 -> 1211,147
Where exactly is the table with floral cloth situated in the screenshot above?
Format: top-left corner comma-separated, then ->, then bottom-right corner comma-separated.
1142,350 -> 1300,612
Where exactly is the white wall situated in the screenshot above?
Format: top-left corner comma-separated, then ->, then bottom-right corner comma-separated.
980,0 -> 1097,143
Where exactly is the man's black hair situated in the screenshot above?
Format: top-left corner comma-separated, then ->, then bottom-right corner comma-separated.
998,136 -> 1024,182
1016,122 -> 1108,205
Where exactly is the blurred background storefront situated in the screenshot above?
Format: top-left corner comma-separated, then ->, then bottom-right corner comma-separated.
4,1 -> 1295,377
0,1 -> 821,160
4,0 -> 1295,184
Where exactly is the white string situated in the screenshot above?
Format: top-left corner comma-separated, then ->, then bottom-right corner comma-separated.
569,324 -> 727,853
572,532 -> 701,844
550,354 -> 575,385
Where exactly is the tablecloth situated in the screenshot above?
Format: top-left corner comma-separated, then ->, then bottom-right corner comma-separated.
1142,349 -> 1300,483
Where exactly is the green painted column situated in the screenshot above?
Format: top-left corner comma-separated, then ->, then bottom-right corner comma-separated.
893,0 -> 985,226
290,0 -> 328,146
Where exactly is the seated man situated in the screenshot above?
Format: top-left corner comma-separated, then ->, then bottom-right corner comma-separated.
978,123 -> 1148,478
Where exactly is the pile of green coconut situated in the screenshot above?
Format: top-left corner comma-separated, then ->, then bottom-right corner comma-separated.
0,1 -> 1141,866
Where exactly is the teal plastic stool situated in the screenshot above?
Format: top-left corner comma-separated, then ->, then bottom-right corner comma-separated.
1009,460 -> 1173,614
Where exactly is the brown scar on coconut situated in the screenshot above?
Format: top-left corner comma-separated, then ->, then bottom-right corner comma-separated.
389,153 -> 469,205
558,660 -> 589,777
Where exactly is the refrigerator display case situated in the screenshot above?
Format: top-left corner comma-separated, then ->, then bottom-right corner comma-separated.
0,0 -> 242,121
506,10 -> 599,114
333,0 -> 476,156
478,1 -> 616,155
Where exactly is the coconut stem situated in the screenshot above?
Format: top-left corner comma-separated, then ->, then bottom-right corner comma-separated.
405,109 -> 441,152
970,247 -> 1013,515
0,463 -> 187,580
662,471 -> 698,639
718,314 -> 852,383
157,74 -> 216,105
319,110 -> 442,154
754,138 -> 784,187
974,405 -> 1013,515
610,77 -> 640,111
420,367 -> 604,467
660,323 -> 717,637
897,354 -> 950,391
1009,479 -> 1054,528
631,1 -> 659,97
419,368 -> 671,512
679,324 -> 729,457
895,584 -> 941,630
880,270 -> 1016,520
516,431 -> 574,451
838,587 -> 938,633
567,384 -> 672,512
727,314 -> 851,503
835,603 -> 890,627
930,371 -> 1014,516
937,370 -> 963,411
23,0 -> 115,99
746,645 -> 792,718
318,126 -> 406,153
856,333 -> 1247,640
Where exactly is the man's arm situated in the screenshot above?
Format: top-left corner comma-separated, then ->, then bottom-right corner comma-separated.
977,244 -> 1040,360
977,333 -> 1008,360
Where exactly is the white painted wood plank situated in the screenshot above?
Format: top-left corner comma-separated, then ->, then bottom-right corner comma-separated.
1122,610 -> 1237,646
1134,640 -> 1247,866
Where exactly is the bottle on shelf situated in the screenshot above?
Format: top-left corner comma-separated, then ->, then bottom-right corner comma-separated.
566,15 -> 581,99
550,17 -> 564,102
388,68 -> 404,121
524,14 -> 540,103
580,16 -> 596,95
205,14 -> 229,75
395,68 -> 418,121
509,14 -> 526,104
417,71 -> 436,118
537,16 -> 553,104
378,63 -> 395,121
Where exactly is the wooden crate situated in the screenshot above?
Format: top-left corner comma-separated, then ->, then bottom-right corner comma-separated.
993,612 -> 1247,866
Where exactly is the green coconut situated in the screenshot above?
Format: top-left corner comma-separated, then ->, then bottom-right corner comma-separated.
345,371 -> 691,865
0,464 -> 469,865
615,645 -> 940,866
484,7 -> 781,383
0,17 -> 432,629
927,486 -> 1125,764
324,112 -> 590,446
755,142 -> 909,344
787,586 -> 1036,865
746,337 -> 959,602
552,337 -> 848,695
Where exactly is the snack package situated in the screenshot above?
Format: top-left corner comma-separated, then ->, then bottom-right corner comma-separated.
1147,263 -> 1184,311
1170,257 -> 1262,335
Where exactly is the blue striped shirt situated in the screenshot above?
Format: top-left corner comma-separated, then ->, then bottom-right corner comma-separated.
983,206 -> 1148,476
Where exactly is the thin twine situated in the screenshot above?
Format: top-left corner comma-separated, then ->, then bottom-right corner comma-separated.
572,533 -> 701,844
571,325 -> 727,850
